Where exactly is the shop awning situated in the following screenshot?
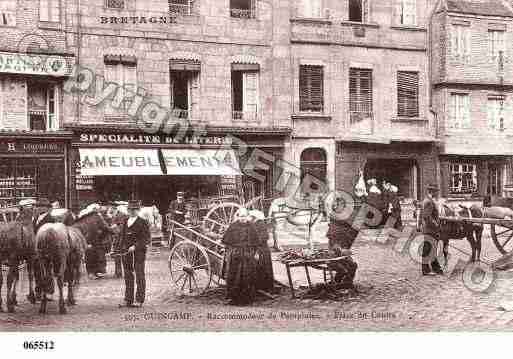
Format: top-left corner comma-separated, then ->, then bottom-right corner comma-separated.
79,148 -> 163,176
161,149 -> 242,176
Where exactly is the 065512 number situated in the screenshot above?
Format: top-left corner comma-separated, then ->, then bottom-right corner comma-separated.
23,341 -> 55,350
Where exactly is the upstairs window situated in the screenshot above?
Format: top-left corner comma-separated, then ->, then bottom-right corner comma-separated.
231,66 -> 259,121
27,81 -> 59,131
298,0 -> 322,19
449,93 -> 470,129
451,24 -> 471,57
487,96 -> 506,131
0,0 -> 16,26
169,0 -> 194,16
489,30 -> 505,62
230,0 -> 256,19
105,0 -> 125,9
299,65 -> 324,113
397,71 -> 419,118
349,0 -> 369,23
349,68 -> 373,121
40,0 -> 60,22
104,56 -> 137,119
394,0 -> 416,26
169,59 -> 201,120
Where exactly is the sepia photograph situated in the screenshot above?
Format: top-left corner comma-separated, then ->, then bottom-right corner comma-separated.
2,0 -> 513,348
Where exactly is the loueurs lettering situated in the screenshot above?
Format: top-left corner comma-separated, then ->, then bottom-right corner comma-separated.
81,155 -> 161,169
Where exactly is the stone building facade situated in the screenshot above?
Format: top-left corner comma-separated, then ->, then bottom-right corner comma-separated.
287,0 -> 438,201
0,0 -> 75,207
430,0 -> 513,199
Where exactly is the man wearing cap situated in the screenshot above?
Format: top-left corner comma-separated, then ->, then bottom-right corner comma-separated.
421,184 -> 444,275
33,198 -> 54,235
168,192 -> 186,247
118,200 -> 151,308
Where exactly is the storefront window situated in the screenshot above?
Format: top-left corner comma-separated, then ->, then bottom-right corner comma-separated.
488,164 -> 503,196
449,162 -> 477,194
0,159 -> 37,208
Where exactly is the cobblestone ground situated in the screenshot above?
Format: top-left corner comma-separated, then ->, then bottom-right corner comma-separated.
2,224 -> 513,331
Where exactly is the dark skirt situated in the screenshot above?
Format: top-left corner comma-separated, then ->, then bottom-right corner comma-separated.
85,246 -> 107,275
255,244 -> 274,292
223,246 -> 258,305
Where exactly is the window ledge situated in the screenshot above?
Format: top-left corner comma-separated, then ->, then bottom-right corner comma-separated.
341,21 -> 380,28
38,21 -> 62,30
390,25 -> 427,32
292,113 -> 332,121
290,17 -> 332,25
391,117 -> 427,122
446,195 -> 484,202
0,24 -> 16,29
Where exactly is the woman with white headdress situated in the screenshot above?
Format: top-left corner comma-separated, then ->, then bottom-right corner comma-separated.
221,208 -> 260,305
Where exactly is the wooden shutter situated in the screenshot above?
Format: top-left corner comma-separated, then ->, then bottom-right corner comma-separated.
0,0 -> 16,26
40,0 -> 49,21
462,94 -> 471,128
299,65 -> 324,112
243,72 -> 258,120
363,0 -> 369,22
397,71 -> 419,117
404,0 -> 416,25
123,65 -> 137,110
349,68 -> 372,115
104,64 -> 120,116
40,0 -> 60,22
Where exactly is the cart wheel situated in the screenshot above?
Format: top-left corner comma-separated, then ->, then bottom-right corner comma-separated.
202,202 -> 242,237
491,224 -> 513,255
169,241 -> 212,295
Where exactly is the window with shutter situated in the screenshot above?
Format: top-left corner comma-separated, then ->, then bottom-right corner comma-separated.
488,96 -> 506,131
243,72 -> 258,120
349,68 -> 372,121
104,62 -> 137,118
230,0 -> 256,19
449,162 -> 477,194
397,71 -> 419,118
394,0 -> 416,26
0,0 -> 16,26
452,25 -> 470,57
232,70 -> 259,121
299,65 -> 324,113
489,30 -> 505,61
169,0 -> 194,16
300,0 -> 321,18
40,0 -> 60,22
449,93 -> 471,129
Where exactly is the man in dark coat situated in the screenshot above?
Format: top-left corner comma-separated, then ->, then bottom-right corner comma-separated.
168,192 -> 186,247
119,200 -> 151,307
388,184 -> 403,230
222,208 -> 260,305
421,184 -> 444,276
326,198 -> 358,288
85,206 -> 111,279
33,198 -> 54,235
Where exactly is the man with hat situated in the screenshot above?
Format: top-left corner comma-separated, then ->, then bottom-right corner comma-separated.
118,200 -> 151,308
33,198 -> 54,235
168,192 -> 186,247
421,184 -> 444,276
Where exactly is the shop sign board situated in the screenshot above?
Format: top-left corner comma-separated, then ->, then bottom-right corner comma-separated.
0,140 -> 65,154
79,148 -> 163,176
77,132 -> 232,146
0,52 -> 74,77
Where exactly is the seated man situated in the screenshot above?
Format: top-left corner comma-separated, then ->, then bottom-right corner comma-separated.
326,196 -> 358,288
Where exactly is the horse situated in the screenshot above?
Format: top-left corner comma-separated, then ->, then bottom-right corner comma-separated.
413,200 -> 484,264
268,194 -> 323,250
0,207 -> 37,313
35,211 -> 113,314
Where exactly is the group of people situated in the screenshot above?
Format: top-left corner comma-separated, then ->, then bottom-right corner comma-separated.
363,179 -> 403,229
222,208 -> 275,305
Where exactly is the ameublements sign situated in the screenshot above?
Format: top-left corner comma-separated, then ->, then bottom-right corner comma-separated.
0,52 -> 74,77
79,148 -> 163,176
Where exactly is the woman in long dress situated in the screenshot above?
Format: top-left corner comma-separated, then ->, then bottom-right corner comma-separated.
249,210 -> 274,293
221,208 -> 260,305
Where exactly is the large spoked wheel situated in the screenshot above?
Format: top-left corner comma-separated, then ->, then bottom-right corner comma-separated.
169,241 -> 212,295
202,202 -> 242,237
491,224 -> 513,255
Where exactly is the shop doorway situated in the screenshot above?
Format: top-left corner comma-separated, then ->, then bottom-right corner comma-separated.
300,148 -> 327,192
364,158 -> 419,200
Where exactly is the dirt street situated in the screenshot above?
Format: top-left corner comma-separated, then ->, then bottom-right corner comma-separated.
2,225 -> 513,331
